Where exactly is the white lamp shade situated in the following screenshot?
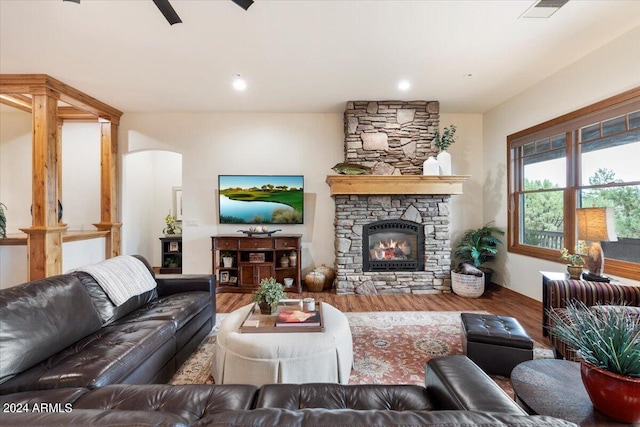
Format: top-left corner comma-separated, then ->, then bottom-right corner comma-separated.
576,207 -> 618,242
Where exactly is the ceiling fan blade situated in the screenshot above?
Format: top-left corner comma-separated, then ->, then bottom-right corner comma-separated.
153,0 -> 182,25
231,0 -> 254,11
63,0 -> 81,3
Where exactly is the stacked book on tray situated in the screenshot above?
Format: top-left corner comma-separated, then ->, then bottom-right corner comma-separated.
275,310 -> 321,327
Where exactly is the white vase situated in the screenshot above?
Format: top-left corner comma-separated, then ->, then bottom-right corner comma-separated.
422,157 -> 439,175
437,151 -> 452,175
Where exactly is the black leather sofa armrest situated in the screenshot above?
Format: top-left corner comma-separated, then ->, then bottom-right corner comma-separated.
425,355 -> 526,415
155,274 -> 215,297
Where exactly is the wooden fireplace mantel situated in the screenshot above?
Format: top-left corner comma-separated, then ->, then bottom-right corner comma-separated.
325,175 -> 469,196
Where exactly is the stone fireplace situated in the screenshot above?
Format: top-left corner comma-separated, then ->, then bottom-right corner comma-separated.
326,100 -> 467,295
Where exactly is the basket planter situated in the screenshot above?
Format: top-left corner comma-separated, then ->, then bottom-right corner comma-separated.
451,271 -> 485,298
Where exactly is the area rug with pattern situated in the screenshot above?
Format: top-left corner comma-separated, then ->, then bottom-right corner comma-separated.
170,310 -> 554,397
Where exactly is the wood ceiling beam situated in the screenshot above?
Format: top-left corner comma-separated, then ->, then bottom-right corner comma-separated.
0,94 -> 32,113
58,106 -> 100,121
0,74 -> 122,124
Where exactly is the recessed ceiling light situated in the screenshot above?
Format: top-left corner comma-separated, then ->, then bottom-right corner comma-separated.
232,75 -> 247,91
398,80 -> 411,91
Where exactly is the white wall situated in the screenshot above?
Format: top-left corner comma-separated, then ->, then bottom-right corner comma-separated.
119,112 -> 485,277
122,150 -> 181,266
0,116 -> 106,287
483,26 -> 640,300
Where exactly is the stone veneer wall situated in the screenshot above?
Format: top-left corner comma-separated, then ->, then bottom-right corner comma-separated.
344,100 -> 439,175
334,100 -> 453,294
334,195 -> 452,295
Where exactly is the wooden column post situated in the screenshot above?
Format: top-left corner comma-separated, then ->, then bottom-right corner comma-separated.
20,90 -> 66,279
57,118 -> 65,226
94,120 -> 121,257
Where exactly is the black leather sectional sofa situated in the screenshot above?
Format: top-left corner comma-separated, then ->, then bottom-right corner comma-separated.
0,256 -> 575,426
0,255 -> 215,393
0,356 -> 576,426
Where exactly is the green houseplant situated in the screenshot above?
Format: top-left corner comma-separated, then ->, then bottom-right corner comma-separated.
251,277 -> 285,314
453,221 -> 505,286
433,124 -> 457,152
547,301 -> 640,422
163,213 -> 181,236
164,255 -> 180,269
221,251 -> 235,268
560,242 -> 586,279
433,125 -> 457,175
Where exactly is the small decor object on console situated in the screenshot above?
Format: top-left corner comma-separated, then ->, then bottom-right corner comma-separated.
560,244 -> 586,279
239,227 -> 282,237
163,212 -> 181,236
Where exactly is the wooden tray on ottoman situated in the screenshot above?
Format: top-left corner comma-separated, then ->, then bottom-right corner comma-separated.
239,300 -> 324,333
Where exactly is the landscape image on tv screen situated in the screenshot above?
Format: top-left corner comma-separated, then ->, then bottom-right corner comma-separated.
218,175 -> 304,224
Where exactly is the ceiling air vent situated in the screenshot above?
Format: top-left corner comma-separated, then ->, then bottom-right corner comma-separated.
521,0 -> 570,19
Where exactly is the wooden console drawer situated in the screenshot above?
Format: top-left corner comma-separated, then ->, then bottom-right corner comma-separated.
275,238 -> 299,249
239,238 -> 274,250
215,238 -> 238,250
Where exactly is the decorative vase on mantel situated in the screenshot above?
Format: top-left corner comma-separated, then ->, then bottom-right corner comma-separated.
436,151 -> 451,175
566,264 -> 582,280
581,361 -> 640,423
422,156 -> 439,175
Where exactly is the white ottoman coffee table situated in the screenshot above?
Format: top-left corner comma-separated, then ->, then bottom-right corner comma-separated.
213,302 -> 353,386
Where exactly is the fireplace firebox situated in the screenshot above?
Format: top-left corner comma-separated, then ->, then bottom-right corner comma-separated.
363,219 -> 425,272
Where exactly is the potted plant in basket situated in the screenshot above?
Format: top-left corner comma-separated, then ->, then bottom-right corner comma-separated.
433,124 -> 457,175
453,221 -> 505,287
251,277 -> 285,314
547,301 -> 640,423
560,243 -> 586,279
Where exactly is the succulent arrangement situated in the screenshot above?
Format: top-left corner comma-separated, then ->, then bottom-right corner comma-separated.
547,301 -> 640,377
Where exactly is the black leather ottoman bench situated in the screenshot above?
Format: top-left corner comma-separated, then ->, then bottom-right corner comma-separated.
460,313 -> 534,376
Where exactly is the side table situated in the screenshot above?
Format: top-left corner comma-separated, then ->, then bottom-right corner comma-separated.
511,359 -> 629,426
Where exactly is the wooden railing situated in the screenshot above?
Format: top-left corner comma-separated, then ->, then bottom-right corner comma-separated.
524,229 -> 564,250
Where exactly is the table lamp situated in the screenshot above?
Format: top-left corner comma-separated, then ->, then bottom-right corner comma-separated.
576,207 -> 617,281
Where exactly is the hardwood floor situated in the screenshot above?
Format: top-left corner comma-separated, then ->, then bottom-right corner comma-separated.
216,284 -> 549,346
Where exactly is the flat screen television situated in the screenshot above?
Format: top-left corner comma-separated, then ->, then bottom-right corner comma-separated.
218,175 -> 304,224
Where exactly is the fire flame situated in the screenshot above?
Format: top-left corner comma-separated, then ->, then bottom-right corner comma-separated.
370,239 -> 410,260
